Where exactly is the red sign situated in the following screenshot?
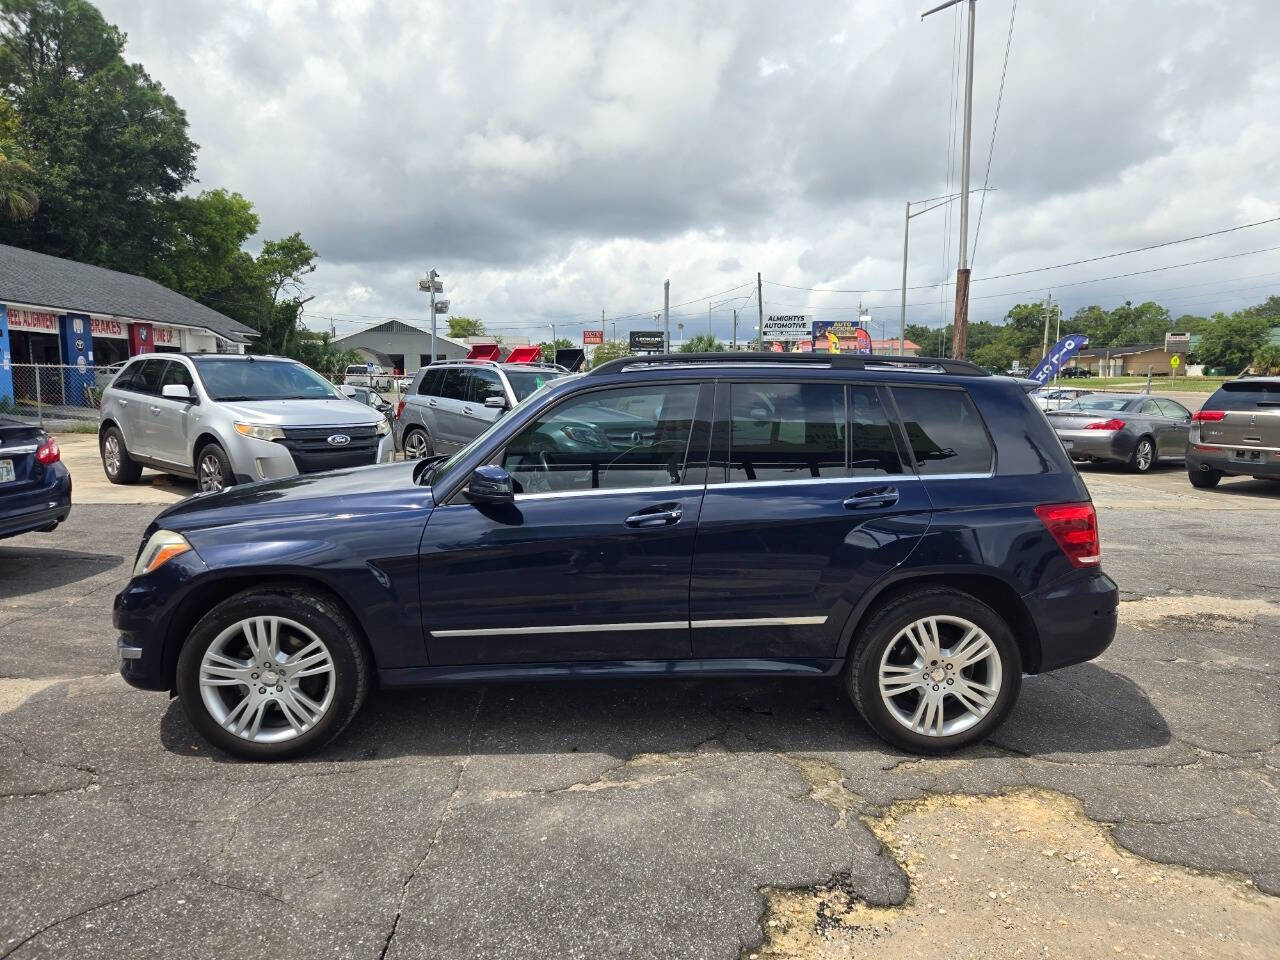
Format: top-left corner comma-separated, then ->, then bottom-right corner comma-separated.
583,329 -> 604,345
129,322 -> 154,355
854,328 -> 873,355
91,318 -> 126,338
8,308 -> 59,333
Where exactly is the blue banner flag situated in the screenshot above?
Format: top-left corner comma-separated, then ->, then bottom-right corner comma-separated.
1030,334 -> 1089,384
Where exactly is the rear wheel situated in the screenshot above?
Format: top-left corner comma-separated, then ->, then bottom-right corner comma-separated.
196,442 -> 234,493
1129,436 -> 1156,473
1188,465 -> 1221,488
402,426 -> 433,460
175,588 -> 371,761
846,587 -> 1022,753
100,426 -> 142,484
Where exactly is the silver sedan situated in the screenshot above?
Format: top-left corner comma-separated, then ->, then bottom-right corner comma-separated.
1047,394 -> 1192,473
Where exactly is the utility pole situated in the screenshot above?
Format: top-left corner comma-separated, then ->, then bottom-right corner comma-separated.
756,272 -> 764,346
900,201 -> 910,356
663,280 -> 670,353
707,302 -> 712,338
732,309 -> 738,350
601,308 -> 606,345
1041,293 -> 1052,363
418,269 -> 443,362
923,0 -> 977,359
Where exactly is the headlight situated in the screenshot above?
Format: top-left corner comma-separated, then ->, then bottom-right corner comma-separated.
133,530 -> 192,577
234,422 -> 285,442
375,419 -> 391,436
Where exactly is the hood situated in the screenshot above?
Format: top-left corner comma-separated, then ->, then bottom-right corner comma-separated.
215,397 -> 384,429
152,460 -> 431,532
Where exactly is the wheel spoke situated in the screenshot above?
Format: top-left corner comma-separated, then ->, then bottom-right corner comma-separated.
900,624 -> 929,662
954,634 -> 995,670
880,677 -> 922,699
222,695 -> 252,732
950,681 -> 991,717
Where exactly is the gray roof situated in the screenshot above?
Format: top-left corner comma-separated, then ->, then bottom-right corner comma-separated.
0,244 -> 257,342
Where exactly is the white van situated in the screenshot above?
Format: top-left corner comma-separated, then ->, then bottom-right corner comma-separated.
344,363 -> 393,391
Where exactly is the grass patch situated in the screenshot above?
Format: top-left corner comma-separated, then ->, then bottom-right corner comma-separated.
1058,376 -> 1228,393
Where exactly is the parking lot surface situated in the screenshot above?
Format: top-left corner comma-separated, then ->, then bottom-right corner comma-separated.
1,456 -> 1277,958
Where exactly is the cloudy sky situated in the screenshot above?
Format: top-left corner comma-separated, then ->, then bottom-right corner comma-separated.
97,0 -> 1280,346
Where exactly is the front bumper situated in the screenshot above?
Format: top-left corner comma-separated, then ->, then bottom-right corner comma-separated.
229,432 -> 396,484
0,463 -> 72,539
115,549 -> 209,691
1055,429 -> 1132,463
1024,570 -> 1119,673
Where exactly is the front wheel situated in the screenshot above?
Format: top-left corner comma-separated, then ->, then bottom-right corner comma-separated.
196,442 -> 235,493
846,587 -> 1022,753
175,588 -> 371,760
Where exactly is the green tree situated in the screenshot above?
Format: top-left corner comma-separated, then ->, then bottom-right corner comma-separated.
679,333 -> 724,353
0,98 -> 37,219
248,232 -> 318,358
145,189 -> 260,305
588,340 -> 630,369
0,0 -> 197,270
1196,310 -> 1272,373
447,316 -> 485,338
1251,343 -> 1280,376
538,337 -> 572,364
971,341 -> 1018,374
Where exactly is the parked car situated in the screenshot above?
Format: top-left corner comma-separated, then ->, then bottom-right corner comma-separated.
99,354 -> 393,493
116,352 -> 1118,760
393,360 -> 568,459
1046,393 -> 1191,472
1060,367 -> 1092,379
339,384 -> 393,419
94,360 -> 128,391
1186,376 -> 1280,488
1030,386 -> 1093,411
343,363 -> 394,392
0,418 -> 70,539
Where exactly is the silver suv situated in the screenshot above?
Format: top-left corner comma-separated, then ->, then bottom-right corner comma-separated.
99,354 -> 393,493
393,360 -> 566,458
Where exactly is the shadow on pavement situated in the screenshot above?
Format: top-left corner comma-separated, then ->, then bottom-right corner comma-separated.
156,661 -> 1173,766
0,545 -> 124,598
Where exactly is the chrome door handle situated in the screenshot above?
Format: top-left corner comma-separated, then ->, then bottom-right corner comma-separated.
118,398 -> 128,406
462,406 -> 473,414
843,486 -> 899,510
149,406 -> 161,415
625,503 -> 683,528
427,400 -> 438,407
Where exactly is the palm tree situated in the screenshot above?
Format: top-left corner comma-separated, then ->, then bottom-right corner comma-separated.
0,145 -> 39,221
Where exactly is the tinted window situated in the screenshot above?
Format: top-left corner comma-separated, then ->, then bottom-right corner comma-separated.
506,369 -> 564,402
417,368 -> 444,397
468,368 -> 505,404
437,368 -> 469,401
503,384 -> 698,495
1206,381 -> 1280,411
1154,398 -> 1189,419
729,382 -> 845,482
129,359 -> 166,396
848,386 -> 904,476
112,361 -> 143,392
892,387 -> 993,475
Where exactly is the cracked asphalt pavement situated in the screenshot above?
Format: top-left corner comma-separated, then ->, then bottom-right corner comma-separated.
1,458 -> 1278,958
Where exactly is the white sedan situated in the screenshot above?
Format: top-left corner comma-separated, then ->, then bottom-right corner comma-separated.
1030,387 -> 1094,411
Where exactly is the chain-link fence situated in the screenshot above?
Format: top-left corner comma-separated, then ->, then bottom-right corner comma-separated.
4,363 -> 119,424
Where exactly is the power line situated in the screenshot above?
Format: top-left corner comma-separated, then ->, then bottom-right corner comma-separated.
971,0 -> 1017,267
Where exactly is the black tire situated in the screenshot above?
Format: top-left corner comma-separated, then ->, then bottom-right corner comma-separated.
845,586 -> 1022,754
1188,465 -> 1221,488
195,441 -> 235,493
1128,435 -> 1156,473
100,425 -> 142,484
401,426 -> 433,460
175,587 -> 372,761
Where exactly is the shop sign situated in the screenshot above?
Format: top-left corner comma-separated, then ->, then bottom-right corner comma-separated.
8,308 -> 59,333
91,318 -> 127,338
583,329 -> 604,345
153,325 -> 179,346
762,315 -> 812,341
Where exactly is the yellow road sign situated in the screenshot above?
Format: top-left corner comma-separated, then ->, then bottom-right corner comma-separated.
1170,354 -> 1181,368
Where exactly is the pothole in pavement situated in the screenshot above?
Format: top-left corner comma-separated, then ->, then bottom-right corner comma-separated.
1119,594 -> 1280,623
748,790 -> 1279,960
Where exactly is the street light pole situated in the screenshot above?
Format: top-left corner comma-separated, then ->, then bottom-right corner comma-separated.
923,0 -> 978,360
418,268 -> 443,363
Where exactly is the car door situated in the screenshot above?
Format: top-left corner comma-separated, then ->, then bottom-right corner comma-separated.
148,359 -> 198,467
120,359 -> 164,458
431,366 -> 473,451
1153,398 -> 1191,456
419,381 -> 710,665
1135,398 -> 1172,456
689,380 -> 932,660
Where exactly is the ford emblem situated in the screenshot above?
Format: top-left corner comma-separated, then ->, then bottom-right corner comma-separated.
327,434 -> 351,447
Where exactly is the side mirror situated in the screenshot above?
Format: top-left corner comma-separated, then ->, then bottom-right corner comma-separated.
161,383 -> 192,401
484,395 -> 508,409
465,464 -> 515,504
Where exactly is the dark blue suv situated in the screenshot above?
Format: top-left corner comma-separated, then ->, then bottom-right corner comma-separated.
115,353 -> 1118,760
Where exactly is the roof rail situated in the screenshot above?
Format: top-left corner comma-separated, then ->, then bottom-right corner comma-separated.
586,352 -> 991,378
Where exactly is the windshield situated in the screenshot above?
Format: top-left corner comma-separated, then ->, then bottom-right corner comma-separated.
1063,396 -> 1131,413
505,369 -> 564,402
193,358 -> 340,401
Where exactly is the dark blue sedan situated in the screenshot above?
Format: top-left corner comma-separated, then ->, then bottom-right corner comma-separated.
115,353 -> 1118,760
0,417 -> 72,539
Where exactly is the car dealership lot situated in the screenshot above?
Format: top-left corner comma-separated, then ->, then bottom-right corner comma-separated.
1,461 -> 1277,957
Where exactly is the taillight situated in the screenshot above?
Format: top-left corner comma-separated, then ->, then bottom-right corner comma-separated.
1192,410 -> 1225,422
1084,418 -> 1125,431
395,400 -> 406,421
35,437 -> 60,464
1035,502 -> 1100,568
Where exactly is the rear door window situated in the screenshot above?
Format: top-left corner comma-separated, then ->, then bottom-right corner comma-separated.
728,382 -> 845,482
891,387 -> 994,475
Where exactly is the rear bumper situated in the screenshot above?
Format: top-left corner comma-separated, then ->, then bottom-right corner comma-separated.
1024,570 -> 1118,673
0,464 -> 72,539
1187,448 -> 1280,479
1056,429 -> 1132,463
